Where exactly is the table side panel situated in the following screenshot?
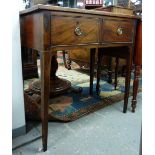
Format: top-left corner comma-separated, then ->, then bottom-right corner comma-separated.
20,12 -> 44,51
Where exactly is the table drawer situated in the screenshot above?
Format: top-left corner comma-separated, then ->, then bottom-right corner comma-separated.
102,19 -> 134,43
51,16 -> 100,46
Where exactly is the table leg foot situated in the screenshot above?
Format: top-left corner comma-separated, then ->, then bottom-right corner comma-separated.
43,143 -> 47,152
131,100 -> 136,113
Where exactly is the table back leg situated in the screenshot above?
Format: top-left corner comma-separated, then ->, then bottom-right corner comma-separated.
89,48 -> 96,95
123,47 -> 132,113
96,48 -> 103,95
114,57 -> 119,90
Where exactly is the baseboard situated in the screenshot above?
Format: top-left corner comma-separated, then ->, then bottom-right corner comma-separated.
12,125 -> 26,138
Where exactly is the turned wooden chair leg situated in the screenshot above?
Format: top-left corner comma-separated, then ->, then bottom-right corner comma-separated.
67,59 -> 72,70
62,51 -> 68,69
114,57 -> 119,90
96,48 -> 103,95
108,56 -> 112,84
123,47 -> 132,113
89,48 -> 96,96
62,51 -> 71,70
131,65 -> 141,112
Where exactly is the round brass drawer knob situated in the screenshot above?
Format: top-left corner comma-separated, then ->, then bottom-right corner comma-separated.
117,27 -> 123,35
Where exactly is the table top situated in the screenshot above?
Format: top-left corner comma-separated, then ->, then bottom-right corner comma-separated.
20,4 -> 140,19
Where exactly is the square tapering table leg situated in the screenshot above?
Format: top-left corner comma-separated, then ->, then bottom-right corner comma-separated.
89,48 -> 96,96
123,47 -> 132,113
40,52 -> 52,152
96,48 -> 103,95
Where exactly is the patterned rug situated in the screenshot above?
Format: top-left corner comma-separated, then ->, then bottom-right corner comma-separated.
24,52 -> 142,122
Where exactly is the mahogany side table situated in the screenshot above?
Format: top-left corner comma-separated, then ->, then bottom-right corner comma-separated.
20,5 -> 139,151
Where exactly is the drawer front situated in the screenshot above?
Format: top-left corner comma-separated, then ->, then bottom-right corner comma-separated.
51,16 -> 100,46
102,19 -> 134,43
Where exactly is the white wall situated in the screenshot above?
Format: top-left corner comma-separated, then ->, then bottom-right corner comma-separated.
12,0 -> 26,131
